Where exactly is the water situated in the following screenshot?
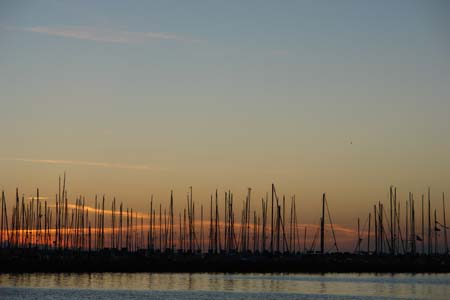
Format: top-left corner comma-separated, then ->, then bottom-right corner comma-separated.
0,273 -> 449,300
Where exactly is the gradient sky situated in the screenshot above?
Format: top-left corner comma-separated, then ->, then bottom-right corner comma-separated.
0,1 -> 449,236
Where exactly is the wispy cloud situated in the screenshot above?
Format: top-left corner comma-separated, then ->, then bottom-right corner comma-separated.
26,196 -> 50,200
21,25 -> 194,43
2,158 -> 158,171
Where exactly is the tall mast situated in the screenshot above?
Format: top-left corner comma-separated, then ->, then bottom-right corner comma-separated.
393,187 -> 397,254
0,191 -> 3,248
253,210 -> 257,252
149,197 -> 152,250
282,195 -> 285,252
406,200 -> 409,253
379,203 -> 383,254
190,187 -> 193,252
390,186 -> 394,254
15,188 -> 19,248
422,194 -> 425,254
183,208 -> 186,251
94,196 -> 97,250
119,202 -> 123,250
411,194 -> 416,255
209,194 -> 212,252
271,184 -> 274,253
130,208 -> 134,251
293,196 -> 297,253
179,213 -> 182,251
276,205 -> 280,252
443,193 -> 448,254
62,172 -> 66,249
289,196 -> 293,252
215,189 -> 219,253
101,196 -> 105,249
374,205 -> 377,254
200,204 -> 203,253
170,191 -> 174,251
112,198 -> 115,249
58,176 -> 61,249
368,213 -> 371,253
428,187 -> 432,255
225,192 -> 229,252
159,203 -> 162,251
320,193 -> 325,254
36,189 -> 40,247
434,209 -> 438,254
247,188 -> 251,252
262,196 -> 266,253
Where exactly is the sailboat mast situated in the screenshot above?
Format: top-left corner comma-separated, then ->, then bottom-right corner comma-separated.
320,193 -> 325,254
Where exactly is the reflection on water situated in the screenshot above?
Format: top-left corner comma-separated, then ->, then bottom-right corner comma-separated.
1,273 -> 449,300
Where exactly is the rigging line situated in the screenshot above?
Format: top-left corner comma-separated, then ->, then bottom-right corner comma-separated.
310,227 -> 320,252
325,199 -> 339,252
382,204 -> 395,252
353,214 -> 369,253
436,221 -> 450,230
381,205 -> 394,252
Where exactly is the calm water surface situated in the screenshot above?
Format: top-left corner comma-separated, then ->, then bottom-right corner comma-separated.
1,273 -> 449,300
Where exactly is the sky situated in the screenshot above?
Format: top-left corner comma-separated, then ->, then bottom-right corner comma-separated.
0,0 -> 449,243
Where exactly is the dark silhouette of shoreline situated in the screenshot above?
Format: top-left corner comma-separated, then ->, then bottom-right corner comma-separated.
1,248 -> 449,273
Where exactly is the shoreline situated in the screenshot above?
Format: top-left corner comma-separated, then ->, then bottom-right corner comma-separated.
1,250 -> 450,273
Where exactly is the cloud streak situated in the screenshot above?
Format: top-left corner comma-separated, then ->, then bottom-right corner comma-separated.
3,158 -> 158,171
21,26 -> 193,43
